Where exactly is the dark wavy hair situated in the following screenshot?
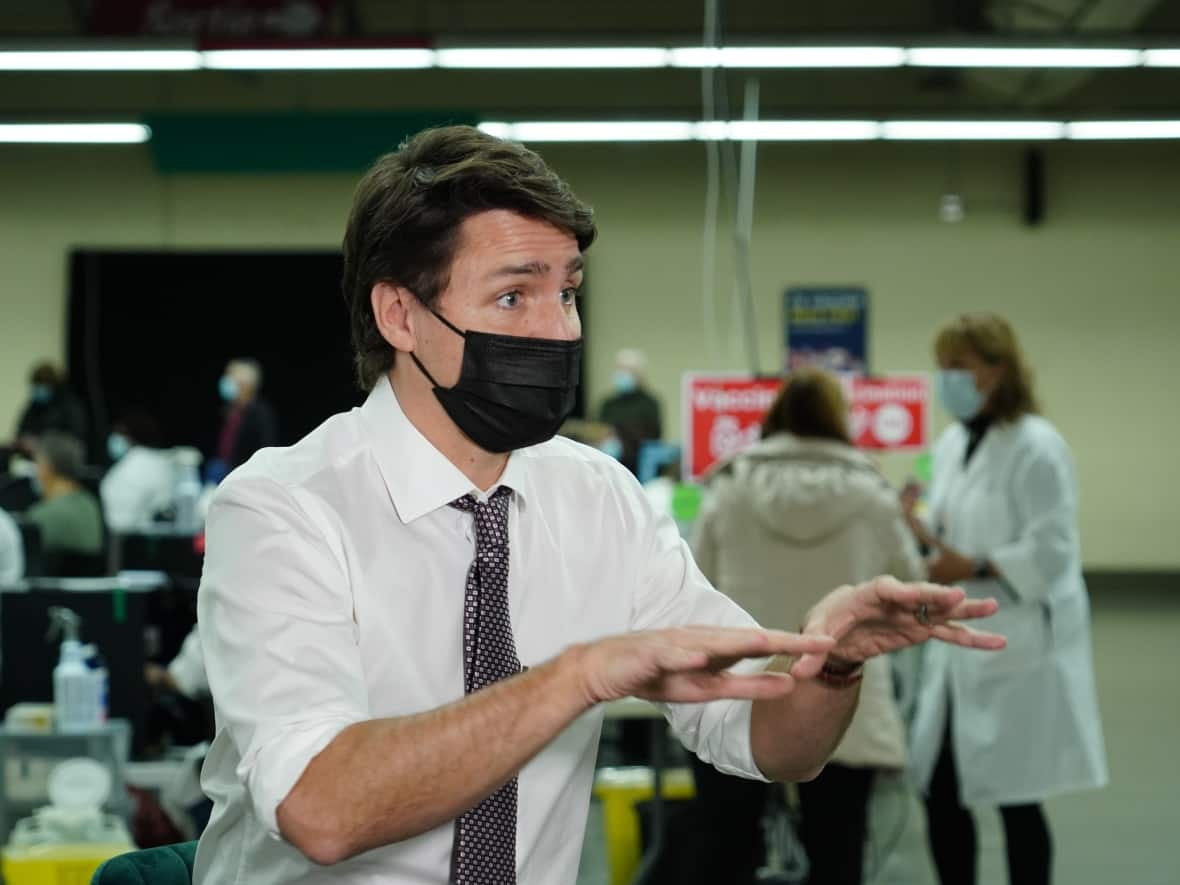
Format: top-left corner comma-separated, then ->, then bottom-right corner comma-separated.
341,125 -> 597,389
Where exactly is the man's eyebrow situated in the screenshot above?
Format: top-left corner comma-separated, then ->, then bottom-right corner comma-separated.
488,256 -> 584,278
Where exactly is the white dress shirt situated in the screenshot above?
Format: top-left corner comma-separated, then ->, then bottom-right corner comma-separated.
100,446 -> 176,533
0,507 -> 24,584
194,377 -> 766,885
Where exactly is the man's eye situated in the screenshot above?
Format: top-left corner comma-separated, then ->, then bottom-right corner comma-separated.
497,292 -> 520,308
560,287 -> 580,304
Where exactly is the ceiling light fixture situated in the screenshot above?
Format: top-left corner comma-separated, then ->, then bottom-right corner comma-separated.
882,120 -> 1066,140
0,50 -> 201,71
668,46 -> 905,68
201,48 -> 435,70
0,123 -> 152,143
1067,120 -> 1180,139
907,47 -> 1143,68
435,47 -> 668,68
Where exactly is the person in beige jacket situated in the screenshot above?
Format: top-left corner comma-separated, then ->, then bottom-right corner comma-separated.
692,368 -> 925,885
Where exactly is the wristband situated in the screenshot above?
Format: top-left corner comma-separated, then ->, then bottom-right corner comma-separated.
816,657 -> 864,689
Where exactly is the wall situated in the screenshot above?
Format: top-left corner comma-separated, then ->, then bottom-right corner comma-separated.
1,139 -> 1176,568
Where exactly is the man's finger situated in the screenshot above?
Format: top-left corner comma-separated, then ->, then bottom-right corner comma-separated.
651,671 -> 796,703
930,622 -> 1007,650
876,581 -> 967,612
668,628 -> 835,662
942,597 -> 1000,621
787,652 -> 828,680
656,646 -> 709,672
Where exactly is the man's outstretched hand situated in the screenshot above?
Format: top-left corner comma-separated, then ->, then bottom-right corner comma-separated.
574,626 -> 836,706
790,576 -> 1007,679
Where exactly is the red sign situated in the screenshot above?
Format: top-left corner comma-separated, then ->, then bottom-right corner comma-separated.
847,375 -> 929,452
682,374 -> 784,481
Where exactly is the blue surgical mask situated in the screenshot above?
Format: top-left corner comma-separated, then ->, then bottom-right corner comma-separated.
936,370 -> 984,421
107,433 -> 131,461
30,384 -> 52,404
218,375 -> 239,403
612,370 -> 638,395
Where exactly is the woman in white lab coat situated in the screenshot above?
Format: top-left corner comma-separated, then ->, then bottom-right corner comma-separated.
907,314 -> 1107,885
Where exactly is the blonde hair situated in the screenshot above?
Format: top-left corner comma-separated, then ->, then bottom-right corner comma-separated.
761,368 -> 851,444
934,313 -> 1040,421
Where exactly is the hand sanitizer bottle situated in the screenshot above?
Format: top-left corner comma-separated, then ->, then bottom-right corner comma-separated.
48,607 -> 101,732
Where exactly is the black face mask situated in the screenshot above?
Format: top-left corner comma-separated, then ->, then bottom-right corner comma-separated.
409,308 -> 583,453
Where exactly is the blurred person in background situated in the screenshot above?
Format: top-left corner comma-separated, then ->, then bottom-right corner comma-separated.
26,431 -> 104,568
692,368 -> 926,885
101,410 -> 175,532
208,357 -> 278,483
597,346 -> 662,474
12,361 -> 87,454
0,505 -> 23,583
907,313 -> 1107,885
145,623 -> 213,753
146,623 -> 208,701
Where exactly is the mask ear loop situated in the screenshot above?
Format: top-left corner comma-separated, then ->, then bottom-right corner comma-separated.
408,351 -> 443,389
407,298 -> 467,389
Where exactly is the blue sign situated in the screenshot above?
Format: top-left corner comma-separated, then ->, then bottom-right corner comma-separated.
784,286 -> 869,375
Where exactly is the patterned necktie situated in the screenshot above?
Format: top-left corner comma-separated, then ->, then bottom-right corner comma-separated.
449,486 -> 519,885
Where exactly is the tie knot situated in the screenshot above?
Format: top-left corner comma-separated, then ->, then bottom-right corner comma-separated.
450,486 -> 513,514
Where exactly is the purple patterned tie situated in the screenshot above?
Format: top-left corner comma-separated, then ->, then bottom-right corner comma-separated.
449,487 -> 519,885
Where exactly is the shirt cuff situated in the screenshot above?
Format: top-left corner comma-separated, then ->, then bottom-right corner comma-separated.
675,655 -> 772,783
167,656 -> 207,701
243,716 -> 363,840
709,698 -> 770,782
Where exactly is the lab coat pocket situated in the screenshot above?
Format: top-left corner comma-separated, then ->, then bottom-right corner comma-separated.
958,487 -> 1016,554
971,601 -> 1051,676
1045,592 -> 1087,650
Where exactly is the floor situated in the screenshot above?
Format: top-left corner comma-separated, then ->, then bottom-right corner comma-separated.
576,588 -> 1180,885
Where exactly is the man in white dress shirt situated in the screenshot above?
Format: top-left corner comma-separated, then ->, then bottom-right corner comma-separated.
194,126 -> 1004,885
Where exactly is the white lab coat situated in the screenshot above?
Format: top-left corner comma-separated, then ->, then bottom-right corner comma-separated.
909,414 -> 1108,806
100,446 -> 176,533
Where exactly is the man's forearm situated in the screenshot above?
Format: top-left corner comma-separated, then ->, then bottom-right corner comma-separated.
749,656 -> 860,782
277,647 -> 592,865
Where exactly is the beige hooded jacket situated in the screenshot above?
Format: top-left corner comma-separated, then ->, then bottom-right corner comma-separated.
692,432 -> 925,769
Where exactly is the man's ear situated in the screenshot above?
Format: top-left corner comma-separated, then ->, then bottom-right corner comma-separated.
371,282 -> 418,354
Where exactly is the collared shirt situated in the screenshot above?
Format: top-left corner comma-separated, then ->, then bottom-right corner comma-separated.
0,506 -> 23,584
962,413 -> 994,466
194,377 -> 766,885
167,625 -> 208,700
100,446 -> 176,533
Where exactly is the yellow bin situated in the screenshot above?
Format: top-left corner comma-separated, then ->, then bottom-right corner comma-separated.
1,843 -> 134,885
592,766 -> 695,885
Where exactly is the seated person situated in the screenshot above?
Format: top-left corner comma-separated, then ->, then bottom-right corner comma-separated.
101,411 -> 175,533
13,361 -> 87,455
0,506 -> 24,583
145,624 -> 214,753
26,432 -> 104,566
147,624 -> 208,701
